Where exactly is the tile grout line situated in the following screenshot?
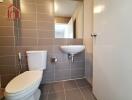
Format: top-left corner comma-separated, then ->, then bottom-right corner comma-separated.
62,81 -> 67,100
75,80 -> 86,100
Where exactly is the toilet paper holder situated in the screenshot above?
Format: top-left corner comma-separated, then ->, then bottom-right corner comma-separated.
50,57 -> 58,63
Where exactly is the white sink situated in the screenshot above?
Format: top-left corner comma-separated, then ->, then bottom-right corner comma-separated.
60,45 -> 85,55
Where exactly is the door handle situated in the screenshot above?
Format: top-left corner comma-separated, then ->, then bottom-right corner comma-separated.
91,33 -> 97,37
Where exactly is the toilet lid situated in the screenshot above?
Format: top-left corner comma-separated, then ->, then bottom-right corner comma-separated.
5,71 -> 42,94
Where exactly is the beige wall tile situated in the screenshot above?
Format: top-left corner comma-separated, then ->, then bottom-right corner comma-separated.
0,66 -> 17,75
38,38 -> 53,46
0,27 -> 14,36
0,56 -> 15,66
20,29 -> 37,38
36,2 -> 53,14
37,21 -> 54,30
21,13 -> 36,21
20,0 -> 36,3
16,37 -> 37,46
53,39 -> 67,45
0,16 -> 13,26
0,37 -> 14,46
0,5 -> 8,16
20,2 -> 36,14
0,47 -> 15,56
21,20 -> 36,29
37,13 -> 54,22
1,74 -> 16,88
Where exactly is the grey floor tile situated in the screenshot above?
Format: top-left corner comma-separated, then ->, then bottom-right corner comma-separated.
80,87 -> 96,100
64,80 -> 78,90
48,92 -> 65,100
65,89 -> 84,100
40,79 -> 95,100
40,94 -> 48,100
76,79 -> 91,88
48,82 -> 64,93
40,84 -> 49,94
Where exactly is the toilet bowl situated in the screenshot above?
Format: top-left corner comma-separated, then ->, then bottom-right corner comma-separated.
5,51 -> 47,100
5,71 -> 43,100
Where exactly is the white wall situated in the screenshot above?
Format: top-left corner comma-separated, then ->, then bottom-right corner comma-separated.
76,5 -> 84,38
65,18 -> 73,38
83,0 -> 93,85
93,0 -> 132,100
73,3 -> 84,39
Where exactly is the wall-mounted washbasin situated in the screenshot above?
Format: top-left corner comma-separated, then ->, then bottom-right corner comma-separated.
60,45 -> 85,62
60,45 -> 85,55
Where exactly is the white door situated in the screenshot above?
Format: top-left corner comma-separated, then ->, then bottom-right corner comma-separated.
93,0 -> 132,100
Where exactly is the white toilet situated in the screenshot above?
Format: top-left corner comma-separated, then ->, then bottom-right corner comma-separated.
5,51 -> 47,100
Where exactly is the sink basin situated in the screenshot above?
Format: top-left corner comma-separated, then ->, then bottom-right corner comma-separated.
60,45 -> 85,55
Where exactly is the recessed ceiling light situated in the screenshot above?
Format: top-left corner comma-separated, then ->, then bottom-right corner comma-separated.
94,5 -> 105,14
0,0 -> 4,3
54,2 -> 58,12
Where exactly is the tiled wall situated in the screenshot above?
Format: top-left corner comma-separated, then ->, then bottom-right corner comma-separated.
0,0 -> 85,87
0,0 -> 17,87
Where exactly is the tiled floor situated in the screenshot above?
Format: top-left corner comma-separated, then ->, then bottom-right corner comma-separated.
39,78 -> 96,100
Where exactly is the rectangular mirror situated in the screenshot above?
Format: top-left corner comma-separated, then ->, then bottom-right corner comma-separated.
54,0 -> 84,39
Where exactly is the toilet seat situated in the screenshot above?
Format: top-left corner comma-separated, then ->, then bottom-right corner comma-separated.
5,71 -> 43,97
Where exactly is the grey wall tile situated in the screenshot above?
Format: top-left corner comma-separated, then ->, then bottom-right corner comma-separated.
42,70 -> 55,83
54,62 -> 71,70
52,53 -> 68,63
46,62 -> 54,71
55,69 -> 71,81
74,52 -> 85,62
71,61 -> 85,70
71,69 -> 85,79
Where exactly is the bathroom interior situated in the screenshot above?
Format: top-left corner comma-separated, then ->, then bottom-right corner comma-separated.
0,0 -> 132,100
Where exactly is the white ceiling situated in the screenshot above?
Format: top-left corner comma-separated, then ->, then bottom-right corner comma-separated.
54,0 -> 83,17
